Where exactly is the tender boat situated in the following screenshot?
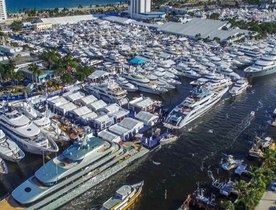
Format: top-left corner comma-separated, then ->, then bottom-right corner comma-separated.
229,79 -> 249,97
101,181 -> 144,210
0,158 -> 8,174
0,130 -> 25,162
221,154 -> 243,171
159,133 -> 178,145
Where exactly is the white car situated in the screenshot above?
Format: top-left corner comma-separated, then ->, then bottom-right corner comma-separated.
271,182 -> 276,191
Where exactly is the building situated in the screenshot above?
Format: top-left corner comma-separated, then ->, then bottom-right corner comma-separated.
0,45 -> 23,56
128,0 -> 165,19
0,0 -> 7,21
32,22 -> 53,31
128,0 -> 152,17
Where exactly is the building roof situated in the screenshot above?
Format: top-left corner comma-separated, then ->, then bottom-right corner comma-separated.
58,102 -> 77,113
79,95 -> 98,106
135,98 -> 154,108
88,100 -> 107,111
81,112 -> 98,121
48,96 -> 69,106
101,103 -> 120,114
135,111 -> 158,124
88,70 -> 110,80
103,16 -> 136,25
40,15 -> 96,25
65,91 -> 85,102
109,124 -> 130,136
119,118 -> 144,130
158,18 -> 249,41
109,109 -> 130,119
94,114 -> 113,124
98,130 -> 121,143
71,106 -> 92,117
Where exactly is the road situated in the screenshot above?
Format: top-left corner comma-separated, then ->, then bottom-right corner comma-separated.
256,185 -> 276,210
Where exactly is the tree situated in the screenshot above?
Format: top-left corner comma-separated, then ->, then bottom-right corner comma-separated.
14,71 -> 24,85
10,21 -> 23,32
61,73 -> 74,84
39,50 -> 61,69
29,64 -> 41,84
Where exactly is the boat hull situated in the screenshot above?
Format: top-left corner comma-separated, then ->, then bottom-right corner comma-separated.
245,66 -> 276,78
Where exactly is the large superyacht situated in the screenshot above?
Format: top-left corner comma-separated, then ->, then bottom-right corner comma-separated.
164,85 -> 229,129
244,50 -> 276,78
0,134 -> 149,210
0,108 -> 59,155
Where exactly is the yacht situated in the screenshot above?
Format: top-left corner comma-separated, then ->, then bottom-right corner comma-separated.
33,115 -> 70,142
115,76 -> 138,92
123,73 -> 167,94
165,85 -> 229,129
101,181 -> 144,210
86,82 -> 129,106
229,79 -> 249,97
206,77 -> 232,90
244,50 -> 276,78
0,130 -> 25,162
0,134 -> 148,210
221,155 -> 243,171
0,158 -> 8,174
0,109 -> 59,155
190,78 -> 209,87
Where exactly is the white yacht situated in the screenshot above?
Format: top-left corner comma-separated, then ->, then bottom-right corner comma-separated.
86,82 -> 129,106
229,79 -> 249,97
244,50 -> 276,78
0,109 -> 59,155
123,73 -> 167,94
33,115 -> 70,142
207,77 -> 232,90
165,85 -> 229,129
115,76 -> 138,92
0,130 -> 25,162
221,155 -> 243,171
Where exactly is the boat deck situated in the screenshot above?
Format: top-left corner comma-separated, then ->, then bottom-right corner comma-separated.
0,197 -> 23,210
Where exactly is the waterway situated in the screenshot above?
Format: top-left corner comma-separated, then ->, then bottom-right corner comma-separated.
0,75 -> 276,210
6,0 -> 127,13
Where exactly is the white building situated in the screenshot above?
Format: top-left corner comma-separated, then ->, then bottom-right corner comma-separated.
128,0 -> 151,18
0,0 -> 7,21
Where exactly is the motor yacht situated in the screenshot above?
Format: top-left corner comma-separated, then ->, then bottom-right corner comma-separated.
229,79 -> 249,97
0,108 -> 59,155
244,50 -> 276,78
115,76 -> 138,92
0,130 -> 25,162
86,82 -> 129,106
101,181 -> 144,210
165,85 -> 229,129
123,73 -> 167,94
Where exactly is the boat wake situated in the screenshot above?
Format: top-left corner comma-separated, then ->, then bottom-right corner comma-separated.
200,111 -> 255,171
152,160 -> 161,165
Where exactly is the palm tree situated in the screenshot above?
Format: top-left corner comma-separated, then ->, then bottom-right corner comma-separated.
39,50 -> 61,69
14,71 -> 24,85
28,64 -> 41,84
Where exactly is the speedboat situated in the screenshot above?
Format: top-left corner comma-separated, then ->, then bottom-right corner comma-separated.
229,79 -> 249,97
0,108 -> 59,155
0,158 -> 8,174
101,181 -> 144,210
0,130 -> 25,162
221,154 -> 243,171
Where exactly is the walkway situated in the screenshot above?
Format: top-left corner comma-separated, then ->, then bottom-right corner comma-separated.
256,185 -> 276,210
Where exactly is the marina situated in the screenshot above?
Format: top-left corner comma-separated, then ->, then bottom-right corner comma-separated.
0,1 -> 276,210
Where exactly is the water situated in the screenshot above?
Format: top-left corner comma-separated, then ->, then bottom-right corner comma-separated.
1,75 -> 276,209
6,0 -> 127,13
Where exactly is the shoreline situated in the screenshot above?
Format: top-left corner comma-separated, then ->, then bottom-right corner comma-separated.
7,2 -> 127,15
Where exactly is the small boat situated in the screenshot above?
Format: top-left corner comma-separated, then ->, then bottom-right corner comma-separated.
101,181 -> 144,210
273,108 -> 276,116
0,158 -> 8,174
259,137 -> 273,149
221,154 -> 243,171
0,130 -> 25,162
159,133 -> 178,145
248,147 -> 264,159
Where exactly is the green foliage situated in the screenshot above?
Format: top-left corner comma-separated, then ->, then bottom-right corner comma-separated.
10,21 -> 23,32
0,59 -> 17,82
235,149 -> 276,210
39,50 -> 94,84
209,13 -> 220,20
